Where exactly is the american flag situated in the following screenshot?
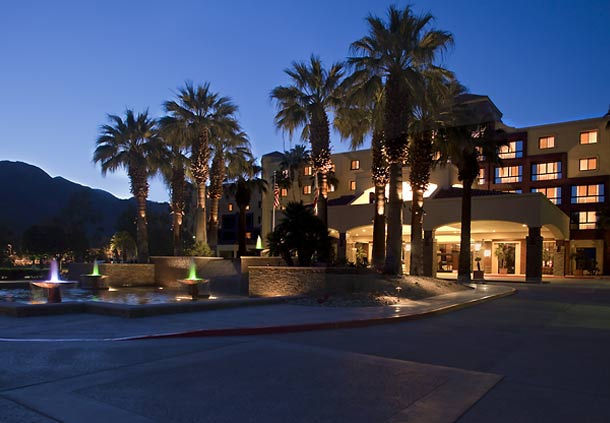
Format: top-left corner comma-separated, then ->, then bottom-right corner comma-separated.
273,173 -> 280,209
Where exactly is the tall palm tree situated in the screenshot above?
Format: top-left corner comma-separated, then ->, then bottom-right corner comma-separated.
271,55 -> 344,228
349,5 -> 453,275
334,72 -> 388,270
158,126 -> 190,256
161,82 -> 239,246
277,144 -> 310,202
407,67 -> 455,275
228,161 -> 267,257
437,87 -> 505,282
94,110 -> 162,262
208,130 -> 252,249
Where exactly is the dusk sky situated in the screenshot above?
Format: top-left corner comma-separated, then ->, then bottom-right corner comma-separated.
1,0 -> 608,202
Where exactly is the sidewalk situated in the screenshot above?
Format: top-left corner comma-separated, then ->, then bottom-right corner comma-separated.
0,284 -> 514,341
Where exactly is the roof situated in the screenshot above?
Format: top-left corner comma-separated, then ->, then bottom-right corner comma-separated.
454,93 -> 503,124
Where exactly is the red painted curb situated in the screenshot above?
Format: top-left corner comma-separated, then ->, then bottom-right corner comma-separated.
124,288 -> 516,341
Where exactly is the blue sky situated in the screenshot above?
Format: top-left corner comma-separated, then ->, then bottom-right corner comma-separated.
1,0 -> 608,202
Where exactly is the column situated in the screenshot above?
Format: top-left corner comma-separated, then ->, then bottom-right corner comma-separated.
423,230 -> 436,277
526,226 -> 543,283
337,232 -> 347,262
552,240 -> 566,277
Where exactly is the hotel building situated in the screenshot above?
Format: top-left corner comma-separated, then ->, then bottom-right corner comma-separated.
256,97 -> 609,279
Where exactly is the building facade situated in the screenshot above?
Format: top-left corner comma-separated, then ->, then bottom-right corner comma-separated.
260,102 -> 610,278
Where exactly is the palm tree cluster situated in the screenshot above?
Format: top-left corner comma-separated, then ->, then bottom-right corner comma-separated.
271,5 -> 505,281
94,82 -> 257,262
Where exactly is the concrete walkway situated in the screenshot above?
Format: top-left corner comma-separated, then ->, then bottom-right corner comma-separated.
0,284 -> 514,341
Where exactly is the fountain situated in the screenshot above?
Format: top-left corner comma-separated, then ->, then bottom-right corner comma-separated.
31,259 -> 75,303
80,260 -> 109,289
177,260 -> 210,300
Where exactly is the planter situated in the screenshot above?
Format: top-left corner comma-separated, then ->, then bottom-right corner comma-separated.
79,274 -> 109,290
573,268 -> 584,276
499,268 -> 508,275
473,270 -> 485,280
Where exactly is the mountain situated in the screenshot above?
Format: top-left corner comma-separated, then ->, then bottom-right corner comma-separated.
0,161 -> 169,247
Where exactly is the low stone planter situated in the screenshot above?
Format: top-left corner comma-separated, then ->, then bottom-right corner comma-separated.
79,275 -> 109,290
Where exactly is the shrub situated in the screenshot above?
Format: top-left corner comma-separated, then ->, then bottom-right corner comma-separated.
185,241 -> 214,257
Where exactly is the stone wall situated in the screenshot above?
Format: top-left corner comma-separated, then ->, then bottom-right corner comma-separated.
67,263 -> 155,287
248,266 -> 358,297
240,256 -> 285,294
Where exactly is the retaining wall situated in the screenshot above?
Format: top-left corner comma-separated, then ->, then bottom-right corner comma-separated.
150,257 -> 226,288
67,263 -> 155,287
248,266 -> 359,297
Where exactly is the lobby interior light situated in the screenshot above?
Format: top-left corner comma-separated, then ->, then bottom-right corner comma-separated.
484,249 -> 491,257
405,244 -> 411,252
474,243 -> 482,252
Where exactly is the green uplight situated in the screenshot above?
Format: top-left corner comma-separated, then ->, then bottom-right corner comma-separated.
256,235 -> 263,250
91,260 -> 100,277
187,260 -> 200,280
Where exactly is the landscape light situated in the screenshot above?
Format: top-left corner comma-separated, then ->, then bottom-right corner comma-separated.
256,235 -> 263,250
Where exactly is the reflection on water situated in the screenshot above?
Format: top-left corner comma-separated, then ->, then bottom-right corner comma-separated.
0,286 -> 215,305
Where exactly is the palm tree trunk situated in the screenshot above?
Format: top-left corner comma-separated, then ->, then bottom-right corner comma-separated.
171,166 -> 185,256
208,197 -> 220,249
317,172 -> 328,230
135,192 -> 149,263
372,183 -> 386,271
384,163 -> 403,274
458,180 -> 473,283
237,206 -> 247,257
410,188 -> 424,275
172,212 -> 182,256
195,183 -> 207,245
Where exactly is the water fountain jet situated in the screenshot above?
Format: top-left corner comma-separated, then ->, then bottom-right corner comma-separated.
177,259 -> 210,300
80,260 -> 109,289
31,259 -> 75,303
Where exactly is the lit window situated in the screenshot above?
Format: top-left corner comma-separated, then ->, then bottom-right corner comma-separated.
245,232 -> 252,239
531,162 -> 562,181
245,205 -> 250,211
539,136 -> 555,149
477,168 -> 485,185
503,189 -> 522,194
498,140 -> 523,159
228,203 -> 233,212
303,166 -> 313,176
329,184 -> 335,192
580,130 -> 598,145
494,166 -> 522,183
303,185 -> 312,195
349,180 -> 356,191
571,184 -> 605,204
350,160 -> 360,170
571,211 -> 597,230
532,187 -> 562,205
280,188 -> 288,197
579,157 -> 597,171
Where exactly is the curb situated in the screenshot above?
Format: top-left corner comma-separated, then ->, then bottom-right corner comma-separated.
124,288 -> 516,341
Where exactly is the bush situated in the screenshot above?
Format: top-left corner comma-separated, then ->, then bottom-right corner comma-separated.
185,241 -> 214,257
0,267 -> 49,281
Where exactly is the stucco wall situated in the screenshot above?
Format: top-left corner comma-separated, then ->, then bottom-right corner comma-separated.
67,263 -> 155,287
248,266 -> 358,297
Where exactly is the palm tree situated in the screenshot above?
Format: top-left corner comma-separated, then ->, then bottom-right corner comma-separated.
407,67 -> 455,275
158,126 -> 190,256
349,5 -> 453,275
334,72 -> 388,270
161,82 -> 240,246
277,144 -> 310,201
437,88 -> 505,282
208,130 -> 253,249
94,110 -> 162,262
271,55 -> 344,228
228,161 -> 268,257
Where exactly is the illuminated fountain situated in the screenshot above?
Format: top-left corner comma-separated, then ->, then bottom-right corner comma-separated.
80,260 -> 109,290
177,260 -> 210,300
31,259 -> 75,303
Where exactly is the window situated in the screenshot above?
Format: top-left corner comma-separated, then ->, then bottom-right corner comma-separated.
498,140 -> 524,159
303,185 -> 312,195
258,216 -> 261,224
571,184 -> 605,204
532,187 -> 562,205
245,205 -> 250,211
579,157 -> 597,171
503,189 -> 522,194
280,188 -> 288,197
349,180 -> 356,191
477,168 -> 486,185
303,166 -> 313,176
539,136 -> 555,149
350,160 -> 360,170
580,130 -> 598,145
329,184 -> 335,192
245,232 -> 252,239
571,211 -> 597,230
227,203 -> 233,212
495,165 -> 522,183
531,161 -> 562,181
258,201 -> 261,208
